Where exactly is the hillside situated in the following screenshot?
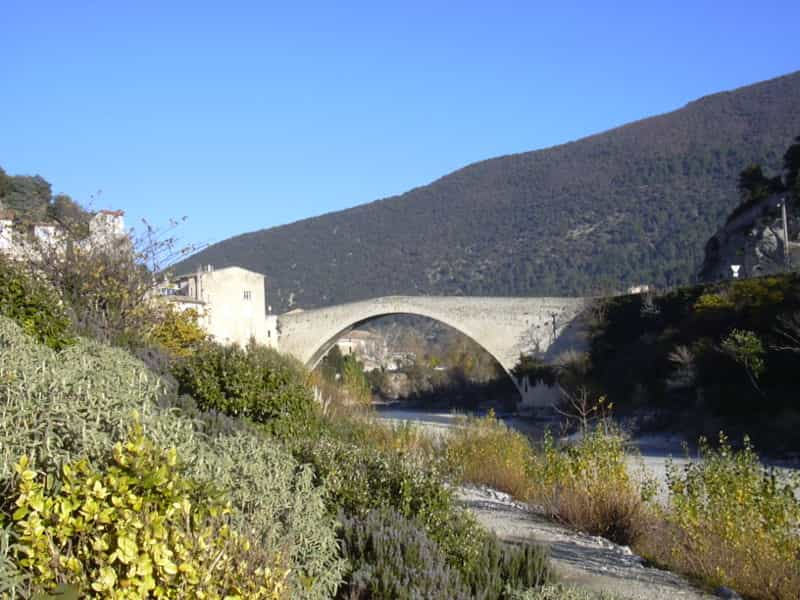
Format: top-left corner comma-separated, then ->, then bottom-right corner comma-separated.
154,72 -> 800,310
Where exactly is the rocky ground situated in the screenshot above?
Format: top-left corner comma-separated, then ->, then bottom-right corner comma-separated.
458,486 -> 715,600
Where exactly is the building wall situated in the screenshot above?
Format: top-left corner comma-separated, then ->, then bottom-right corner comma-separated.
0,220 -> 13,251
265,314 -> 278,349
195,267 -> 268,347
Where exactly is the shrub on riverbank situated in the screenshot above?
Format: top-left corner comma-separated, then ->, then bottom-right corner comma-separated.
293,418 -> 555,599
338,506 -> 553,600
529,425 -> 648,546
338,507 -> 473,599
443,410 -> 648,546
445,410 -> 535,499
639,433 -> 800,600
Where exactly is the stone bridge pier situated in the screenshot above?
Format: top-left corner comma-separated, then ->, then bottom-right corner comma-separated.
276,295 -> 588,406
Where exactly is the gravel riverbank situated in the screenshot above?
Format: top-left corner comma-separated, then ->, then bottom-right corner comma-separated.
458,486 -> 714,600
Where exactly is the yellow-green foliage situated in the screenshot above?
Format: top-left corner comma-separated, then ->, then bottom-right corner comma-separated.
0,316 -> 345,599
445,410 -> 535,499
529,423 -> 647,545
6,431 -> 289,599
728,276 -> 788,308
146,306 -> 207,358
694,276 -> 790,314
0,255 -> 74,350
660,433 -> 800,599
692,292 -> 734,312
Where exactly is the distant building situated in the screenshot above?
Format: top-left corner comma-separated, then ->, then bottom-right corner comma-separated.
335,329 -> 386,370
0,210 -> 14,252
384,351 -> 417,372
0,209 -> 126,259
627,284 -> 651,294
164,265 -> 277,348
88,210 -> 126,246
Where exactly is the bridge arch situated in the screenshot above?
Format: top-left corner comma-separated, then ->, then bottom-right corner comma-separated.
306,312 -> 509,379
277,295 -> 588,403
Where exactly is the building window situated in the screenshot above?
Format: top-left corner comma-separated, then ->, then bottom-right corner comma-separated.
243,290 -> 252,300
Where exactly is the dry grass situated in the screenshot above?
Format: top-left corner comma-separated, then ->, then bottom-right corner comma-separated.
444,410 -> 536,499
442,411 -> 647,546
526,425 -> 648,547
542,478 -> 646,546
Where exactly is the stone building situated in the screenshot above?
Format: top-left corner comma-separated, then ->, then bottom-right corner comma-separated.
0,209 -> 126,259
335,329 -> 386,371
0,210 -> 14,252
165,265 -> 277,348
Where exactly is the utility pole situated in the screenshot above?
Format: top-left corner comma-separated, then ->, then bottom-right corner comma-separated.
781,197 -> 790,270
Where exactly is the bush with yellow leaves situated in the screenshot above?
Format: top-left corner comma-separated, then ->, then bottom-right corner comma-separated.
146,305 -> 207,358
4,429 -> 290,599
528,412 -> 650,547
655,433 -> 800,600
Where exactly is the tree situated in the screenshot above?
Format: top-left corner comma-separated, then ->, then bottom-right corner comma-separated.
737,165 -> 781,204
146,306 -> 208,357
783,136 -> 800,195
17,204 -> 196,347
720,328 -> 765,393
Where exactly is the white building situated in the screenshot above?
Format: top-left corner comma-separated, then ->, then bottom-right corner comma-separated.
0,210 -> 14,252
165,265 -> 278,348
0,208 -> 126,259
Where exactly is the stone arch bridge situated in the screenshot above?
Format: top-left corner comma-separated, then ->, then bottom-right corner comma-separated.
277,296 -> 589,404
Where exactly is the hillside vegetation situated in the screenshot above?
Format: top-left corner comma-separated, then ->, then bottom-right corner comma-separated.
172,71 -> 800,311
0,236 -> 557,598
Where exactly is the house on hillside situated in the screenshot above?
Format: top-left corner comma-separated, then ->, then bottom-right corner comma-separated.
0,208 -> 127,259
335,329 -> 386,371
0,210 -> 15,252
88,210 -> 126,247
163,265 -> 277,348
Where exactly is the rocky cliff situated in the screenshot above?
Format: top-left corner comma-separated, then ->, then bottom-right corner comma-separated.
699,194 -> 800,281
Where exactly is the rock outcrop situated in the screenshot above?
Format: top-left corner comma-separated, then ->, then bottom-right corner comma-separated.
699,194 -> 799,282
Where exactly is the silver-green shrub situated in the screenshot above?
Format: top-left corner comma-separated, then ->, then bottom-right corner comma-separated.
0,316 -> 344,599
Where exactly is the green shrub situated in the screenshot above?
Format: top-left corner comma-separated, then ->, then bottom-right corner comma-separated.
171,340 -> 316,434
294,427 -> 554,597
3,430 -> 290,599
0,316 -> 345,599
656,433 -> 800,599
338,507 -> 472,600
191,432 -> 343,599
692,292 -> 734,313
0,255 -> 74,350
529,424 -> 648,546
339,507 -> 553,600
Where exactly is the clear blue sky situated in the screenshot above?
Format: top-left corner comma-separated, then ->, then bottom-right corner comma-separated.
2,1 -> 799,251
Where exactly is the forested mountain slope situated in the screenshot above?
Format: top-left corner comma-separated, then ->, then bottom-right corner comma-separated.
178,72 -> 800,310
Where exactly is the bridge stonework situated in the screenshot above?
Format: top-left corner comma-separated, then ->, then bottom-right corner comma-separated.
276,295 -> 588,404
